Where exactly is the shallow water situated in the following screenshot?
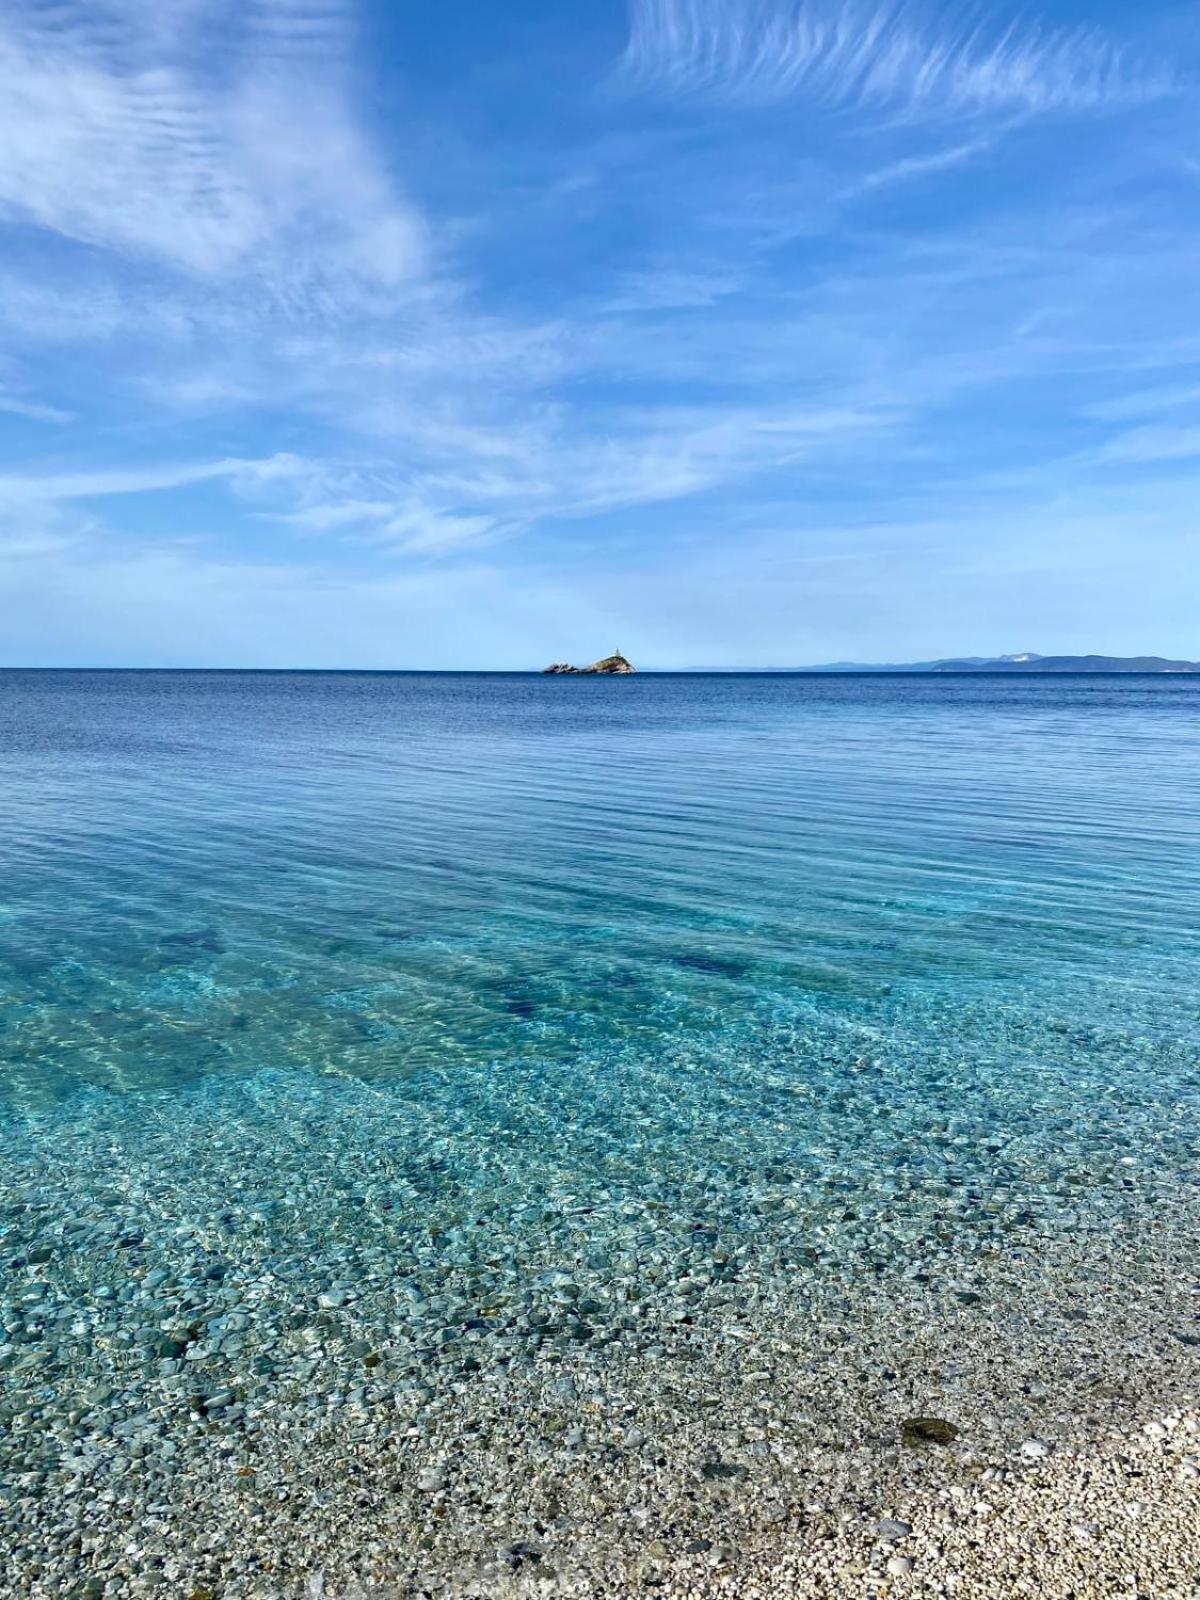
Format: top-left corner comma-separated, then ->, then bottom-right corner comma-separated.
3,670 -> 1200,1595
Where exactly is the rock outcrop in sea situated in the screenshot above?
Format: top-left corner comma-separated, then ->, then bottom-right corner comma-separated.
543,652 -> 636,675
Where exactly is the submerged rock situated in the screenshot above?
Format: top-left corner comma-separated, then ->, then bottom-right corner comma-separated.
542,652 -> 636,675
875,1519 -> 913,1542
901,1416 -> 960,1447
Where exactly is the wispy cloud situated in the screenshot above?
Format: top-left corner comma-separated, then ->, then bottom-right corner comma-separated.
843,137 -> 992,196
619,0 -> 1170,117
1098,424 -> 1200,464
0,389 -> 71,423
273,496 -> 504,557
241,399 -> 900,559
603,266 -> 747,312
1084,383 -> 1200,423
0,0 -> 425,286
0,454 -> 302,509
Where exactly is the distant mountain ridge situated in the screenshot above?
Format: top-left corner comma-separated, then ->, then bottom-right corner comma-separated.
935,654 -> 1200,673
799,652 -> 1200,674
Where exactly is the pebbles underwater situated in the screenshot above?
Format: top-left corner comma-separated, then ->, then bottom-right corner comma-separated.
2,671 -> 1200,1596
3,986 -> 1200,1598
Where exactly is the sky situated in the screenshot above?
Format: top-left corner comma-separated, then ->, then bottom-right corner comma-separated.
0,0 -> 1197,668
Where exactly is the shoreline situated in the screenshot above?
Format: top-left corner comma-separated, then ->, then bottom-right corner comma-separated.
653,1405 -> 1200,1600
34,1384 -> 1194,1600
232,1400 -> 1200,1598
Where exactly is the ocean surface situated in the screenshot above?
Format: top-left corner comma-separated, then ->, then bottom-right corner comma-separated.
3,669 -> 1200,1594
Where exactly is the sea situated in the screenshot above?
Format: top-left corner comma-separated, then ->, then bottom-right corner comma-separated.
3,669 -> 1199,1593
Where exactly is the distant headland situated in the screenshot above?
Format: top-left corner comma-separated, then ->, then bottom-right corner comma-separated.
541,651 -> 1199,675
543,652 -> 636,675
796,652 -> 1200,674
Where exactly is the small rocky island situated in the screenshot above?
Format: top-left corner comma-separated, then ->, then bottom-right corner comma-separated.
542,652 -> 635,675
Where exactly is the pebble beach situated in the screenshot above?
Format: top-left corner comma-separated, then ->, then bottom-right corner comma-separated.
670,1409 -> 1200,1600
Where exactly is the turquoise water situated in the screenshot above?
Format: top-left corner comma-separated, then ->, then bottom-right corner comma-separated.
5,670 -> 1199,1098
3,670 -> 1200,1594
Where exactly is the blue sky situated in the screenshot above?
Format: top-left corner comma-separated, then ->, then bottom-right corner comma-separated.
0,0 -> 1196,667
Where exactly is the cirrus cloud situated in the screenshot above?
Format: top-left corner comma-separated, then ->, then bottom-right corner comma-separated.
619,0 -> 1172,118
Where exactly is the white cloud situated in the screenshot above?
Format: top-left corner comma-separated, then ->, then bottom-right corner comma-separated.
271,492 -> 503,556
183,395 -> 900,561
604,266 -> 746,312
409,400 -> 901,527
0,389 -> 71,423
1084,383 -> 1200,422
0,0 -> 425,287
619,0 -> 1170,117
0,453 -> 303,509
1098,424 -> 1200,464
0,274 -> 162,344
843,137 -> 992,196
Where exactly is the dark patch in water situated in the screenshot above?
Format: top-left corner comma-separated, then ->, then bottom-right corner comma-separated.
160,928 -> 226,956
673,951 -> 749,980
479,978 -> 543,1019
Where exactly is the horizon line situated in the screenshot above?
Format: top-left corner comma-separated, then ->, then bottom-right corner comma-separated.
0,664 -> 1195,676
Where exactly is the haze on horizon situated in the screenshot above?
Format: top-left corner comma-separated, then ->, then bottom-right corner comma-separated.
0,0 -> 1197,670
